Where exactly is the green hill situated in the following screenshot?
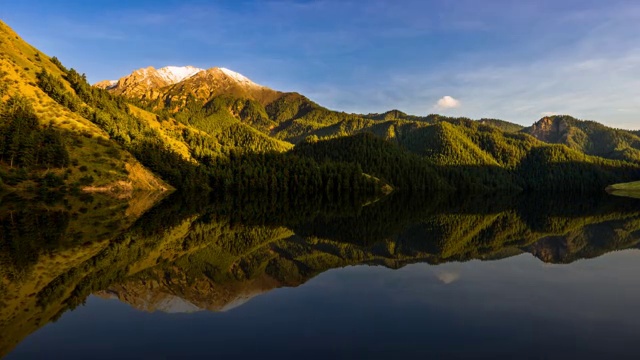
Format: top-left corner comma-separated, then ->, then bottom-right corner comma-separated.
522,115 -> 640,163
0,21 -> 169,193
0,20 -> 294,193
2,19 -> 639,195
477,118 -> 525,133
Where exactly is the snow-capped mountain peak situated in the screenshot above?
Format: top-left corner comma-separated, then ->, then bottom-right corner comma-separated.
219,67 -> 259,87
156,66 -> 204,84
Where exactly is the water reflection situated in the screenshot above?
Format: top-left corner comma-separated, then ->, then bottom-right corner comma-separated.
2,191 -> 640,358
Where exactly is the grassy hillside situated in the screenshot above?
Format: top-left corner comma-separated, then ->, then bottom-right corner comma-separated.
0,20 -> 295,193
4,19 -> 638,195
0,21 -> 169,192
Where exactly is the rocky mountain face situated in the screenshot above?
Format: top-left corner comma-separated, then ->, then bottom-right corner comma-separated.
96,63 -> 640,169
97,65 -> 283,109
95,65 -> 204,95
522,115 -> 640,163
523,116 -> 571,143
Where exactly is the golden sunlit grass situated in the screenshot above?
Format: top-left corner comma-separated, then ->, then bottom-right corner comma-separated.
0,21 -> 168,191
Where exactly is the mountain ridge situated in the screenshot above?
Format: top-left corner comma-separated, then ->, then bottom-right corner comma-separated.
0,20 -> 171,192
1,18 -> 639,195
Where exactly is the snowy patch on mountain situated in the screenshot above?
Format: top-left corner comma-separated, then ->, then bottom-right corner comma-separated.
157,66 -> 204,84
219,67 -> 260,87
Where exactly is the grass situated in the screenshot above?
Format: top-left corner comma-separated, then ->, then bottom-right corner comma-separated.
0,20 -> 168,192
607,181 -> 640,199
608,181 -> 640,191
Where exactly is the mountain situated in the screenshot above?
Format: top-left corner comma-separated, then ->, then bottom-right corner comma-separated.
522,115 -> 640,163
0,20 -> 295,193
93,63 -> 640,192
0,21 -> 169,192
98,65 -> 281,109
94,65 -> 204,98
97,62 -> 640,187
1,19 -> 639,195
477,118 -> 525,133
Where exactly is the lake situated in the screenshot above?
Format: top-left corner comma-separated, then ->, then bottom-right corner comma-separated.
2,192 -> 640,359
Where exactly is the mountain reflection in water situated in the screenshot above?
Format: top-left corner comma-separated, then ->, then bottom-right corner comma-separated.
2,191 -> 640,358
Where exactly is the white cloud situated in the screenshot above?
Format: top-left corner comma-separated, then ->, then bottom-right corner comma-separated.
435,96 -> 461,110
436,271 -> 460,284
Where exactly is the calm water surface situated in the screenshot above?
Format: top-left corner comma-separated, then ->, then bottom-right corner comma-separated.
2,193 -> 640,359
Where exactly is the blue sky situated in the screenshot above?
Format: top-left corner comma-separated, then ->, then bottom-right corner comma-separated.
2,0 -> 639,129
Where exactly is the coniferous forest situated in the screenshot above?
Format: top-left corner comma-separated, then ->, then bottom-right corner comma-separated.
2,5 -> 640,359
1,19 -> 639,197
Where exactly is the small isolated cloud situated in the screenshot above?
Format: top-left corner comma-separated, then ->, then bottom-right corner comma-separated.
436,271 -> 460,284
435,96 -> 461,110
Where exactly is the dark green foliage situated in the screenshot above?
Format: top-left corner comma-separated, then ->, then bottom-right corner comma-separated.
40,172 -> 65,188
517,145 -> 640,191
265,93 -> 316,123
55,68 -> 291,190
173,95 -> 287,153
36,67 -> 211,189
266,93 -> 367,142
130,140 -> 210,190
0,96 -> 69,169
36,70 -> 80,111
0,208 -> 70,278
49,56 -> 67,72
78,175 -> 94,186
198,95 -> 277,132
294,133 -> 449,192
477,118 -> 525,133
208,150 -> 382,197
363,109 -> 419,121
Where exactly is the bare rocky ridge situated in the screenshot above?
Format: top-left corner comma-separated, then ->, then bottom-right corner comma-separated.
526,116 -> 570,143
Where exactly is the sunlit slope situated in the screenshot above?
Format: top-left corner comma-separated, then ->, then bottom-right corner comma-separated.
0,21 -> 168,190
523,115 -> 640,164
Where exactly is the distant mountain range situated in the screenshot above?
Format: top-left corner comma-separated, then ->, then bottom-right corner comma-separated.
100,64 -> 640,165
1,19 -> 639,195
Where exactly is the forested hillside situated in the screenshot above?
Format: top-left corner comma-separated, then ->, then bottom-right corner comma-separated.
1,19 -> 639,196
522,115 -> 640,163
0,21 -> 168,193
